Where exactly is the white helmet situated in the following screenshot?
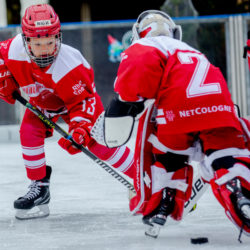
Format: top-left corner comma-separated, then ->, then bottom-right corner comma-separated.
132,10 -> 182,42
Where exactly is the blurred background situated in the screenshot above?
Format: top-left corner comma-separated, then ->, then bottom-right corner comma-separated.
0,0 -> 249,132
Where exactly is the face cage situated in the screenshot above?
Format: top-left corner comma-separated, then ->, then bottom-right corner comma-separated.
22,33 -> 62,68
132,10 -> 182,42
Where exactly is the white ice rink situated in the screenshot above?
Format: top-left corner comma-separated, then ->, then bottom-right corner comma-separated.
0,135 -> 250,250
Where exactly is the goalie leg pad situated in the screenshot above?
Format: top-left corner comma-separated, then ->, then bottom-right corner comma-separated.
170,164 -> 193,220
143,162 -> 193,221
210,162 -> 250,235
88,141 -> 135,179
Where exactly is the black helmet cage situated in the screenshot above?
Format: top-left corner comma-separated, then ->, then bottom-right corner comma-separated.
22,31 -> 62,68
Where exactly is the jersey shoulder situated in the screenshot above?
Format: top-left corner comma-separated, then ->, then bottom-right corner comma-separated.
47,43 -> 92,83
133,36 -> 199,56
3,33 -> 30,62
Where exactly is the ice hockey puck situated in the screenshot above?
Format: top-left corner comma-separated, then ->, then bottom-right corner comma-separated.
191,237 -> 208,244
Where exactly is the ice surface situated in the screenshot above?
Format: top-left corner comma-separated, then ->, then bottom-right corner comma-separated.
0,138 -> 249,250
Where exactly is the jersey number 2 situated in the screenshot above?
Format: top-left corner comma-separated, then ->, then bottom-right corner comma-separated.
177,52 -> 221,98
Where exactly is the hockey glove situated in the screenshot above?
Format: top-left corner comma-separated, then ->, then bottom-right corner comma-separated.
58,121 -> 91,154
0,61 -> 20,104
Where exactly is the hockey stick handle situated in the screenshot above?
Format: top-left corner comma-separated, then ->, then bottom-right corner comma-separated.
13,91 -> 136,193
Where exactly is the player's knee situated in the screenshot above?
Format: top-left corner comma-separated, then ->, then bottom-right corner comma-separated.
20,122 -> 48,142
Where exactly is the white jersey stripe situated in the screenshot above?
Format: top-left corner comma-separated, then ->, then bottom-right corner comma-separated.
135,36 -> 198,58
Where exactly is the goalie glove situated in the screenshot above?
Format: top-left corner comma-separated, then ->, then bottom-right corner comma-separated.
103,97 -> 155,148
58,121 -> 91,154
0,58 -> 20,104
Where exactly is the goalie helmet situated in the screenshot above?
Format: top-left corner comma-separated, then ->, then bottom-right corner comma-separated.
132,10 -> 182,42
21,4 -> 61,67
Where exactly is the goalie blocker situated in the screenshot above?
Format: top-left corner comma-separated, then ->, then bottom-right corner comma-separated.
104,96 -> 155,148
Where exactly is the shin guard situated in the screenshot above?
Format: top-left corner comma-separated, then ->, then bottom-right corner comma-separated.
210,163 -> 250,235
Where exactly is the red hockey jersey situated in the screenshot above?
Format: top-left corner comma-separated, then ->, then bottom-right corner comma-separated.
114,36 -> 242,135
0,34 -> 103,131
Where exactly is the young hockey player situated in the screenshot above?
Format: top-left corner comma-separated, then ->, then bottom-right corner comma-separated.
98,10 -> 250,238
0,4 -> 135,219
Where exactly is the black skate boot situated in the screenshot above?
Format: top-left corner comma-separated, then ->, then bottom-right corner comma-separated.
226,178 -> 250,228
143,187 -> 175,238
14,165 -> 52,220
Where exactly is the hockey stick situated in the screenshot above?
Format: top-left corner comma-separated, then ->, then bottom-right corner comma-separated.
13,91 -> 208,236
12,91 -> 136,193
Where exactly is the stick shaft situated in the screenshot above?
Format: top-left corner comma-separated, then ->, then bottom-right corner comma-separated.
13,91 -> 135,193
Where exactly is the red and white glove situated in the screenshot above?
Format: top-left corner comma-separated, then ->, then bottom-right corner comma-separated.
0,59 -> 20,104
58,121 -> 91,154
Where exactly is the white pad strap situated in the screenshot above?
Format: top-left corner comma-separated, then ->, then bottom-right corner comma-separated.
215,163 -> 250,185
148,134 -> 204,162
204,148 -> 250,168
151,164 -> 188,194
200,148 -> 250,182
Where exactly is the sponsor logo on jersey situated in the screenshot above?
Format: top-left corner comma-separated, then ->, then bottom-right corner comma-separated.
120,52 -> 128,62
165,110 -> 175,122
179,105 -> 232,118
22,82 -> 53,97
72,80 -> 86,95
156,109 -> 175,124
156,105 -> 232,124
0,40 -> 9,49
0,70 -> 11,78
35,20 -> 52,27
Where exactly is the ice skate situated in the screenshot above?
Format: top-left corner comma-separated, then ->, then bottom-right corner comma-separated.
226,178 -> 250,227
14,166 -> 52,220
143,187 -> 175,238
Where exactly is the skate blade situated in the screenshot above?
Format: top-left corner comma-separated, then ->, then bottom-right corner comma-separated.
15,204 -> 50,220
145,223 -> 163,238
